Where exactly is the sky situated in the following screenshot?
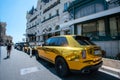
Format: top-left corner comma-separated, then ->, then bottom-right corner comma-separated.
0,0 -> 37,43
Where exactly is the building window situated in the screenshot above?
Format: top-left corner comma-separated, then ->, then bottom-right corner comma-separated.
95,3 -> 104,12
39,12 -> 41,15
56,9 -> 59,15
118,16 -> 120,35
75,3 -> 104,19
55,31 -> 60,36
38,36 -> 40,41
82,22 -> 97,37
64,2 -> 68,12
97,20 -> 105,36
49,13 -> 51,18
64,30 -> 70,35
43,17 -> 46,20
69,10 -> 74,20
110,17 -> 118,36
75,4 -> 95,19
40,5 -> 42,10
55,25 -> 60,30
82,20 -> 106,38
110,16 -> 120,36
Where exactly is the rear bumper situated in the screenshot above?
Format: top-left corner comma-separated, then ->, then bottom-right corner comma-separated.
71,61 -> 103,73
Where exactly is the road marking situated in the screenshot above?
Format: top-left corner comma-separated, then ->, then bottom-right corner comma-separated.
99,69 -> 120,79
20,66 -> 44,75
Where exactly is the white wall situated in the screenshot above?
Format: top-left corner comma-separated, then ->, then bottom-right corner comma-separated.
94,40 -> 120,57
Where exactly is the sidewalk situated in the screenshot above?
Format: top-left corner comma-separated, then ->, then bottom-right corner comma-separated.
100,58 -> 120,79
0,46 -> 61,80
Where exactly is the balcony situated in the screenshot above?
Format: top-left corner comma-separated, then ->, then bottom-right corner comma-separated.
41,13 -> 59,23
29,15 -> 37,22
27,24 -> 37,30
43,0 -> 60,13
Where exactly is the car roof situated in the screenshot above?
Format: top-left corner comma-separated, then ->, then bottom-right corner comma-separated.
51,35 -> 88,38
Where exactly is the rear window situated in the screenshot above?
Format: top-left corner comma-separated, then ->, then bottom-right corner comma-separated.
73,36 -> 95,45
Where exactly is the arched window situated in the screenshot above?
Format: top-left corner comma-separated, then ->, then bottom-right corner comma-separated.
55,25 -> 60,30
48,28 -> 52,31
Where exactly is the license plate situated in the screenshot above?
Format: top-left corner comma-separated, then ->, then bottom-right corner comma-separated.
94,50 -> 101,55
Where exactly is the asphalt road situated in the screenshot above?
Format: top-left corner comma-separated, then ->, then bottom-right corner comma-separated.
0,46 -> 119,80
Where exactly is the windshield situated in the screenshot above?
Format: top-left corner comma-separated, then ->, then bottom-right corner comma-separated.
73,36 -> 95,45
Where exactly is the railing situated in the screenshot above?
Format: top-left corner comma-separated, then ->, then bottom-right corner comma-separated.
41,13 -> 59,23
43,0 -> 60,13
27,25 -> 37,30
29,16 -> 37,22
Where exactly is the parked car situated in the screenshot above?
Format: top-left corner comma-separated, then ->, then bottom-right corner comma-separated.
24,44 -> 39,56
14,43 -> 19,49
35,35 -> 103,77
23,43 -> 30,53
14,42 -> 28,51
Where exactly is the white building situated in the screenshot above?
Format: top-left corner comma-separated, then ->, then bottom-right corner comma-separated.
26,0 -> 74,45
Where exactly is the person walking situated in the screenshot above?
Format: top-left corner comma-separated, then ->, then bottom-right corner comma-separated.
6,43 -> 12,58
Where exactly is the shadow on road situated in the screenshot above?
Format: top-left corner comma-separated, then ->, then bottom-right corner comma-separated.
3,56 -> 10,60
36,58 -> 119,80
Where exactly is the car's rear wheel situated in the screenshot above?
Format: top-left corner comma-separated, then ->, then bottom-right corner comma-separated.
55,57 -> 69,77
90,68 -> 99,73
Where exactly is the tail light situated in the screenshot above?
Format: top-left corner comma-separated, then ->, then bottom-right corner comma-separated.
81,50 -> 86,59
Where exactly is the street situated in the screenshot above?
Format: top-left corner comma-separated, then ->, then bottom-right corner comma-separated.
0,46 -> 119,80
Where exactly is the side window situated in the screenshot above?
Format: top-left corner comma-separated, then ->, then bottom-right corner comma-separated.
49,38 -> 55,46
49,38 -> 58,46
57,37 -> 68,46
45,38 -> 51,46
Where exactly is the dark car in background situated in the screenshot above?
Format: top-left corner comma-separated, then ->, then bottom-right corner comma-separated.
14,42 -> 29,51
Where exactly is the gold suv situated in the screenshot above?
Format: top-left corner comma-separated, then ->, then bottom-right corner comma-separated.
36,35 -> 103,77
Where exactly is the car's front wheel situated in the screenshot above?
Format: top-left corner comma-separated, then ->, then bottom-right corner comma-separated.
55,57 -> 70,77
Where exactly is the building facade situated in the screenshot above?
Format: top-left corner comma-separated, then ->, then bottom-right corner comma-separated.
26,0 -> 120,57
0,22 -> 13,46
64,0 -> 120,57
26,0 -> 74,45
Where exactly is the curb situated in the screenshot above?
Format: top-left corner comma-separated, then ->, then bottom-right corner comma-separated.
100,65 -> 120,79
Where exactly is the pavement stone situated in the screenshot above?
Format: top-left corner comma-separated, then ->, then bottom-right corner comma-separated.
101,58 -> 120,79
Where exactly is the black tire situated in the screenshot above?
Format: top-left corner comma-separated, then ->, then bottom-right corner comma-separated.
55,57 -> 70,77
90,68 -> 99,73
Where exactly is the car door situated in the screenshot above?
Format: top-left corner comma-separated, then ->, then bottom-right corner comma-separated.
42,37 -> 59,63
45,37 -> 69,62
38,38 -> 51,59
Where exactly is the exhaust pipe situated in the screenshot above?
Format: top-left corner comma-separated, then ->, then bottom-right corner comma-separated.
82,69 -> 90,73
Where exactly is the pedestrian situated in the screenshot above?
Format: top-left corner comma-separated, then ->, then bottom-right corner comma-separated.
6,43 -> 12,58
29,46 -> 32,58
